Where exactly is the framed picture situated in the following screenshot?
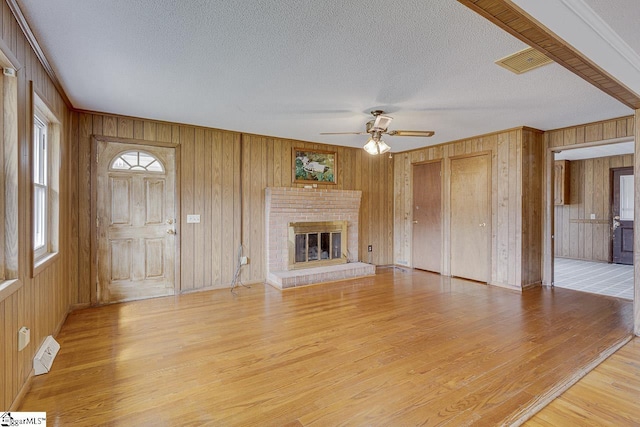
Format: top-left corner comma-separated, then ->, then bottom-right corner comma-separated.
293,148 -> 337,184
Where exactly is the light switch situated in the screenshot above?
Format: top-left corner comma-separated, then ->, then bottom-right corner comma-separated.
18,326 -> 30,351
187,214 -> 201,224
590,213 -> 596,220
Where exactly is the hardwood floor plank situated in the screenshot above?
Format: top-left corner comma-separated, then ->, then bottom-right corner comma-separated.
18,269 -> 633,426
526,338 -> 640,426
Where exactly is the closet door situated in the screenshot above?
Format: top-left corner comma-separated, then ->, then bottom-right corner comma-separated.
450,154 -> 491,282
412,161 -> 442,272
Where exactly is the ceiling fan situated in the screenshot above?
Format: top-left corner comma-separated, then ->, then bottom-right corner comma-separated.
321,110 -> 435,155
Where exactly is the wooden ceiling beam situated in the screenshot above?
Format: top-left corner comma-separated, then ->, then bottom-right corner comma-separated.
458,0 -> 640,109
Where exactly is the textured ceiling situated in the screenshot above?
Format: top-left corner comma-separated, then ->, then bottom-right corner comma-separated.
579,0 -> 640,55
15,0 -> 636,152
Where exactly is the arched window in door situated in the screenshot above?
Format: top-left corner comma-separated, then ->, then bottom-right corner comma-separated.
110,150 -> 164,172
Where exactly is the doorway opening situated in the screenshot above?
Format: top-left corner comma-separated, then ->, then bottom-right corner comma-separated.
552,140 -> 634,300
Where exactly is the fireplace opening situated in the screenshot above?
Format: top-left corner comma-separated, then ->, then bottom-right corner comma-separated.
288,221 -> 347,269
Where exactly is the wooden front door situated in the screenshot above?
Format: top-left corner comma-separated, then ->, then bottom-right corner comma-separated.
611,167 -> 633,265
450,154 -> 491,283
412,161 -> 442,272
96,141 -> 177,304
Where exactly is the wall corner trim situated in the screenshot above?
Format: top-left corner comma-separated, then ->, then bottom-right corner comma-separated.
5,0 -> 72,107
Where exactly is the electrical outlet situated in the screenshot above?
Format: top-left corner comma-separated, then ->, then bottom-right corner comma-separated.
368,245 -> 373,252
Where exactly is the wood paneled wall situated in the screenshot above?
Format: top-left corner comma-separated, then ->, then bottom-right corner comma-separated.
543,116 -> 635,285
181,128 -> 241,292
0,0 -> 74,410
394,127 -> 544,290
546,117 -> 635,149
554,155 -> 633,262
241,134 -> 394,283
521,129 -> 544,287
75,115 -> 241,297
75,116 -> 395,298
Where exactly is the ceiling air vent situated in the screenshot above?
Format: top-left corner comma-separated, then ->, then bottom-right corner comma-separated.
495,47 -> 553,74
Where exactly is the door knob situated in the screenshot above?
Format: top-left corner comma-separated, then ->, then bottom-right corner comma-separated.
413,220 -> 418,224
166,219 -> 174,224
167,229 -> 176,235
613,216 -> 620,220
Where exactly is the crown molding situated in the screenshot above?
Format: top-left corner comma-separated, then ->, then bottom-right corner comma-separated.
6,0 -> 71,107
560,0 -> 640,75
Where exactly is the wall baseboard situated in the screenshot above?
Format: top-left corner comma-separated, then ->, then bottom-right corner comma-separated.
179,279 -> 265,295
522,281 -> 542,291
489,281 -> 523,293
10,368 -> 35,411
10,308 -> 71,410
69,302 -> 91,312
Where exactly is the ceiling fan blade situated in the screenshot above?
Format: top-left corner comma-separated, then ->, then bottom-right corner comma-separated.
372,115 -> 393,131
320,132 -> 369,135
387,130 -> 435,137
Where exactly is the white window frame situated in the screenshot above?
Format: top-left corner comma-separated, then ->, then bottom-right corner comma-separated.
33,112 -> 48,259
31,87 -> 60,275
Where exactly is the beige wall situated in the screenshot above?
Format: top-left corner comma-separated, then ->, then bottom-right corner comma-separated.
554,154 -> 634,262
393,127 -> 544,291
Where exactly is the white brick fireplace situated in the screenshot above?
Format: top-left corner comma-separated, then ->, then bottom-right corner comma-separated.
265,187 -> 375,289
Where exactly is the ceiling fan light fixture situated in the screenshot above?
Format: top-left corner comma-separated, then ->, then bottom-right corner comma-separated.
363,138 -> 379,155
363,137 -> 390,155
377,139 -> 390,154
323,110 -> 434,153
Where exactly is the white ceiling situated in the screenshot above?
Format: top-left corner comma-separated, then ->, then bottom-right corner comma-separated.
585,0 -> 640,55
15,0 -> 637,152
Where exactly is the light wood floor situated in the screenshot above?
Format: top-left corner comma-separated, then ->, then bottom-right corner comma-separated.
526,337 -> 640,426
19,268 -> 633,426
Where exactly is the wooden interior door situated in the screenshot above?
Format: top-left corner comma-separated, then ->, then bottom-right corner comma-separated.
611,167 -> 633,265
96,141 -> 176,304
450,154 -> 491,283
412,161 -> 442,272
